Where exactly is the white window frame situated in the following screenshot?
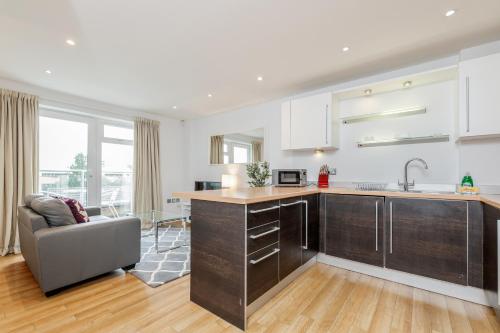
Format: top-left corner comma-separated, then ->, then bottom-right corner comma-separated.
39,108 -> 133,208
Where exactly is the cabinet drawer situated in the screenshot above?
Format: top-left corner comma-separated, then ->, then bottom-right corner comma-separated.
247,200 -> 280,229
247,243 -> 280,304
247,221 -> 280,254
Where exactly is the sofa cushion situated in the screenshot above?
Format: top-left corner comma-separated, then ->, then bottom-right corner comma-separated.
30,197 -> 77,227
63,198 -> 90,223
24,193 -> 46,208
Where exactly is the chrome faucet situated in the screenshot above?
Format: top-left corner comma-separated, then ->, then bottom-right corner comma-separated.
398,158 -> 429,191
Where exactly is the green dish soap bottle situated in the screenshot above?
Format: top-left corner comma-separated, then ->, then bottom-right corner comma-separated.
461,172 -> 474,187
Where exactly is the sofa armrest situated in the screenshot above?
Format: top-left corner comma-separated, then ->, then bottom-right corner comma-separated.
34,217 -> 141,292
85,206 -> 101,217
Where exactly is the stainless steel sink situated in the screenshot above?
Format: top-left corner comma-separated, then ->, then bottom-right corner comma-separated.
407,190 -> 456,195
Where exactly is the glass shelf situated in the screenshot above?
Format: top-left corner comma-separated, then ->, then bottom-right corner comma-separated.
357,134 -> 450,148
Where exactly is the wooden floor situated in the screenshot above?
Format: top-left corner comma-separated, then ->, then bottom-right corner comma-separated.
0,255 -> 498,333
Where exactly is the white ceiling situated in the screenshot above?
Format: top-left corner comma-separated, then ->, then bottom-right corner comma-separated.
1,0 -> 500,119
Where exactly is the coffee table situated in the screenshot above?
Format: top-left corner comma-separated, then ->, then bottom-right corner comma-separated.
130,210 -> 188,253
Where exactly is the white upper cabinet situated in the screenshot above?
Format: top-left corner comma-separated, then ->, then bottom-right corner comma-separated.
459,52 -> 500,138
281,92 -> 339,150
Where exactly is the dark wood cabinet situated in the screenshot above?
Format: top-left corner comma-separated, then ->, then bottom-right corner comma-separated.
324,194 -> 384,267
385,198 -> 468,285
484,203 -> 500,295
247,221 -> 279,254
247,200 -> 280,229
279,197 -> 303,280
247,244 -> 280,304
302,194 -> 319,264
190,200 -> 246,329
468,201 -> 483,288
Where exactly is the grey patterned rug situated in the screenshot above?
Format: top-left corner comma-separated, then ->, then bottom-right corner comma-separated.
130,226 -> 191,288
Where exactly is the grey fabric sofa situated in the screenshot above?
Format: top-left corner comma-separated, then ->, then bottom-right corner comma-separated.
18,205 -> 141,295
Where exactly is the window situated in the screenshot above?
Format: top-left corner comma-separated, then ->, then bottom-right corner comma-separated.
39,115 -> 89,205
104,125 -> 134,141
39,109 -> 134,217
223,139 -> 252,164
100,123 -> 134,217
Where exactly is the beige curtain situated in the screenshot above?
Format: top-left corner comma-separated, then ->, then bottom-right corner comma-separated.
0,89 -> 39,256
252,141 -> 262,162
210,135 -> 224,164
133,118 -> 163,213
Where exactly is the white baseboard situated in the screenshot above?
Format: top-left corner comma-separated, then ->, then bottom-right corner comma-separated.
317,253 -> 490,306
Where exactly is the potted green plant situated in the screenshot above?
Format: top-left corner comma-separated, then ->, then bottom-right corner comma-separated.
246,161 -> 271,187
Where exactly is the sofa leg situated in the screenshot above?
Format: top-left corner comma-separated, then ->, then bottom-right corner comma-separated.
122,264 -> 136,271
44,289 -> 60,297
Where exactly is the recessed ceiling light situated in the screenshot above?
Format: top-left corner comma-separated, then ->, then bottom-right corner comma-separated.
342,46 -> 350,52
45,69 -> 52,74
257,76 -> 263,81
364,89 -> 372,96
403,81 -> 412,88
66,39 -> 76,46
172,105 -> 177,109
208,93 -> 213,98
445,9 -> 456,17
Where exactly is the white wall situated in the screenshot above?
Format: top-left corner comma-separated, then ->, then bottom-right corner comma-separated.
294,80 -> 459,184
185,99 -> 293,189
0,77 -> 186,198
185,45 -> 500,189
185,80 -> 459,188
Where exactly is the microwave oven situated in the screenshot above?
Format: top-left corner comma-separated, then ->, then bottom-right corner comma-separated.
272,169 -> 307,187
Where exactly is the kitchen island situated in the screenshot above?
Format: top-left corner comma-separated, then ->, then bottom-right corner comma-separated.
174,186 -> 500,330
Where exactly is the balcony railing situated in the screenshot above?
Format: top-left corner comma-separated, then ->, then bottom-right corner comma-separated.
39,169 -> 133,217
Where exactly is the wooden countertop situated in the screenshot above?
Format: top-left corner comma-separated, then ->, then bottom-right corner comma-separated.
174,186 -> 319,205
173,186 -> 500,209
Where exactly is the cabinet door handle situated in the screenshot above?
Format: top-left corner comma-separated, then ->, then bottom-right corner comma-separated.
389,201 -> 393,254
249,248 -> 280,264
325,105 -> 329,145
303,199 -> 308,250
466,76 -> 470,133
249,227 -> 280,239
280,201 -> 303,207
249,205 -> 280,214
375,201 -> 378,252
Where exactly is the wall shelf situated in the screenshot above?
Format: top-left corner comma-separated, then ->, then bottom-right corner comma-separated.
357,134 -> 450,148
342,106 -> 426,124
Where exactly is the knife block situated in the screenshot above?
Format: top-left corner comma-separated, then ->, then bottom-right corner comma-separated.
317,174 -> 329,188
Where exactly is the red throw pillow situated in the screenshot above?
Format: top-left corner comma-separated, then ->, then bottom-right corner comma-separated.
63,198 -> 90,223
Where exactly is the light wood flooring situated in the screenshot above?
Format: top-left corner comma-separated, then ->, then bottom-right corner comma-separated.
0,254 -> 498,332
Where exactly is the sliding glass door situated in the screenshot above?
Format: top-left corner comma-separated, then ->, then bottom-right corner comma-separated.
39,113 -> 91,206
100,125 -> 134,217
39,110 -> 134,216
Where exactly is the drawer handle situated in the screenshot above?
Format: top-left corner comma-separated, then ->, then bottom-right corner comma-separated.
249,248 -> 280,265
249,227 -> 280,239
249,205 -> 280,214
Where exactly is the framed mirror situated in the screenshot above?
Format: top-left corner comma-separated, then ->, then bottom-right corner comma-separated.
209,128 -> 264,165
